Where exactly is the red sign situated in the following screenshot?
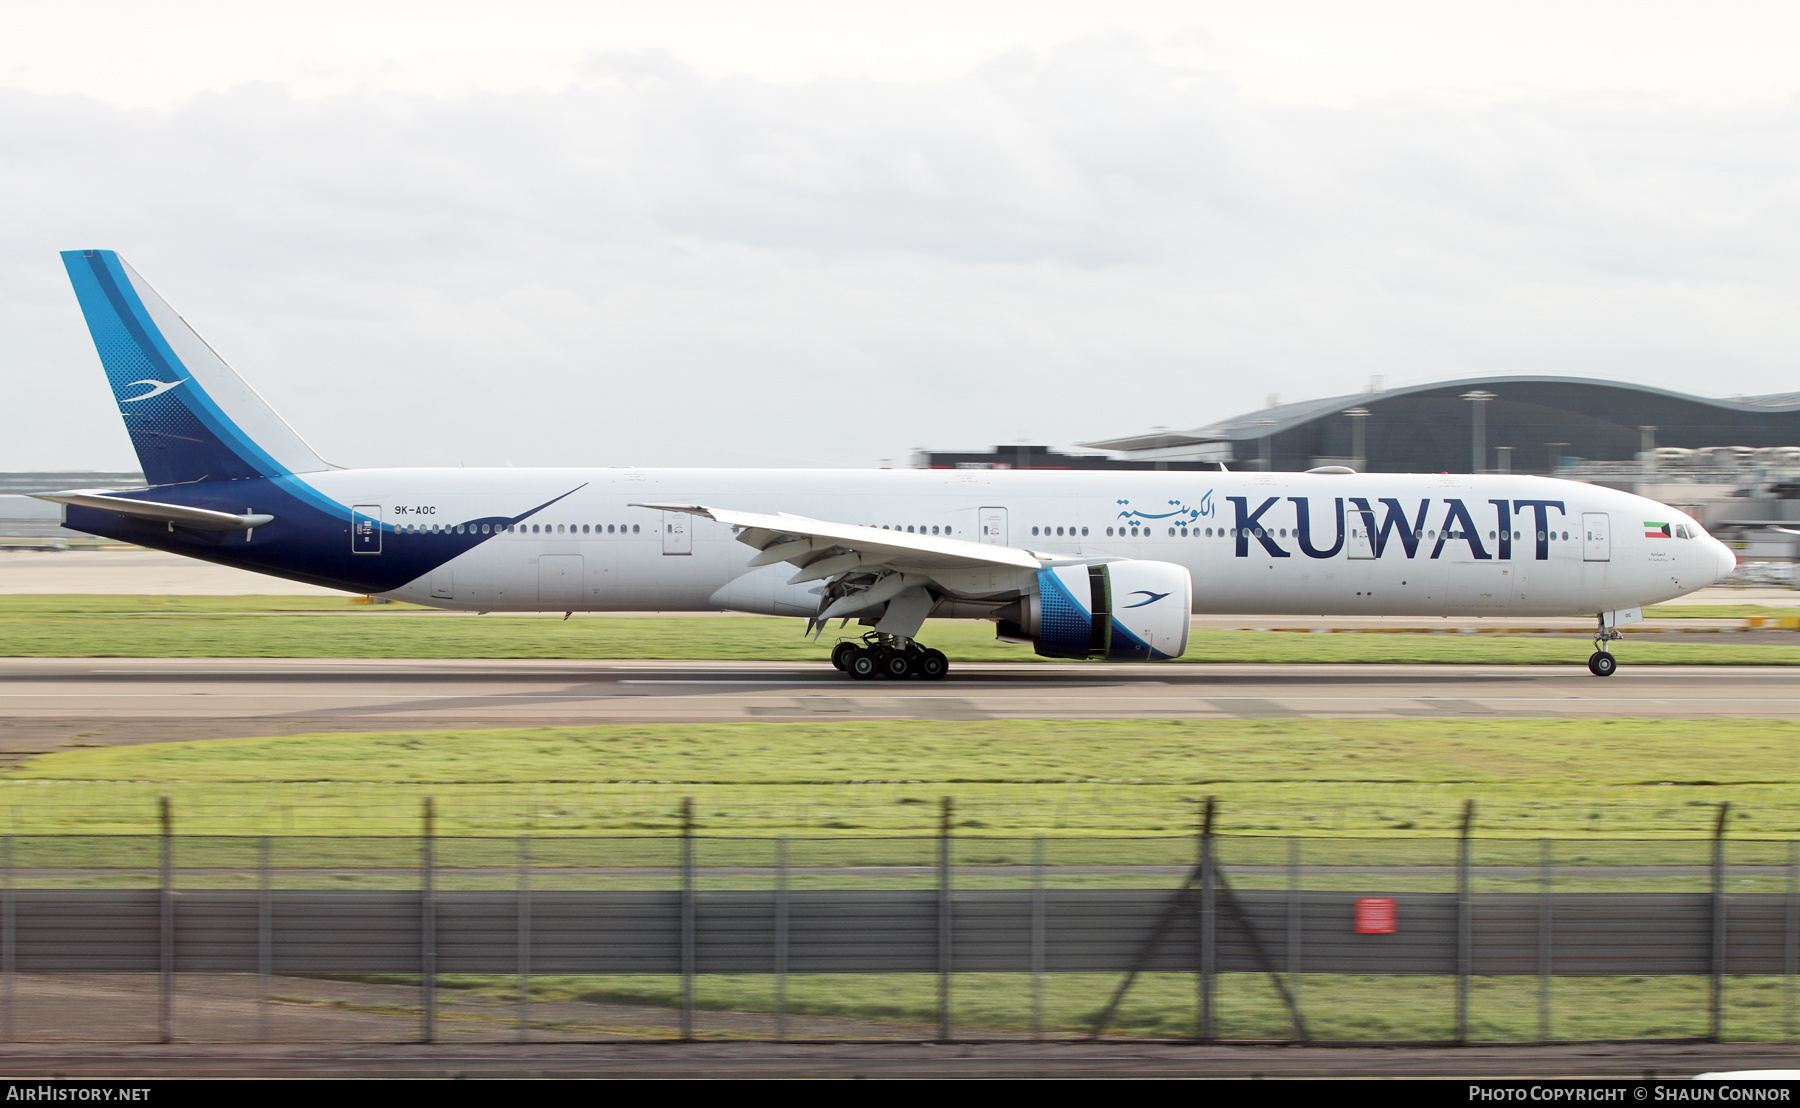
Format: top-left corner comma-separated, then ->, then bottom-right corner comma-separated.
1355,897 -> 1398,934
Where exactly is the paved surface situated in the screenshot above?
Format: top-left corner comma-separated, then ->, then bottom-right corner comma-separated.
0,548 -> 348,595
2,659 -> 1799,757
0,1039 -> 1794,1078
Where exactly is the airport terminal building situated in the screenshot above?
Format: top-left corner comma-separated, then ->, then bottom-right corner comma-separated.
918,376 -> 1800,564
1078,376 -> 1800,476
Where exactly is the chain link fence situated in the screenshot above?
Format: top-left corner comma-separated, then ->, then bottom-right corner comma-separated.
0,799 -> 1793,1043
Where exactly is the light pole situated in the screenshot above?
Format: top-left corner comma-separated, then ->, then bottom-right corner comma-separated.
1460,390 -> 1496,474
1495,445 -> 1513,474
1342,407 -> 1370,472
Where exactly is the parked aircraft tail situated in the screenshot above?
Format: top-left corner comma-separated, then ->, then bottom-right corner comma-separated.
60,250 -> 332,487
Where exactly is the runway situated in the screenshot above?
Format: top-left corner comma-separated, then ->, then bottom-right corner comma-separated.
2,658 -> 1797,755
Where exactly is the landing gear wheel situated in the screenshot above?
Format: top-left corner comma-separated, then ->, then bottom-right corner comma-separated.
917,649 -> 949,681
1587,651 -> 1617,677
878,649 -> 915,680
846,648 -> 880,680
830,641 -> 858,672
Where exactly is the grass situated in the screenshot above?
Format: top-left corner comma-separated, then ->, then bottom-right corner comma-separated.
11,718 -> 1800,840
409,971 -> 1791,1042
7,710 -> 1793,1043
4,594 -> 1800,663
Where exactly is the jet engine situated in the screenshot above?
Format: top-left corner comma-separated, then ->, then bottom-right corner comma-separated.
994,560 -> 1192,660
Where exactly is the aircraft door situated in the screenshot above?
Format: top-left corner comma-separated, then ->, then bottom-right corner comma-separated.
979,507 -> 1008,545
539,555 -> 583,609
1583,513 -> 1610,562
662,511 -> 692,555
351,505 -> 382,554
430,567 -> 453,599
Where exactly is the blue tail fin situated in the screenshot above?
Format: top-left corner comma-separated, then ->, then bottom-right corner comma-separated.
62,250 -> 332,487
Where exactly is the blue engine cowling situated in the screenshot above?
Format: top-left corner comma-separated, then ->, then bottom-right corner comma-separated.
1027,560 -> 1191,661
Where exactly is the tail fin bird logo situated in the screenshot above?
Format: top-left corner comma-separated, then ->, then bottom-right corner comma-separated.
120,378 -> 187,402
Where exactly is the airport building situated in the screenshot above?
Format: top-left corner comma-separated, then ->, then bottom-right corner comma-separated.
918,376 -> 1800,564
1078,376 -> 1800,475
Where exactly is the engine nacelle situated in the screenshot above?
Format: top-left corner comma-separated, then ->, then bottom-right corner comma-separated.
997,560 -> 1192,661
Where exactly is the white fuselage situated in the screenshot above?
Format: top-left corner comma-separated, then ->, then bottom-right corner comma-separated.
300,467 -> 1734,618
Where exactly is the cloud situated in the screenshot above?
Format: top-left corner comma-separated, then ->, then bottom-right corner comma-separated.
3,38 -> 1799,472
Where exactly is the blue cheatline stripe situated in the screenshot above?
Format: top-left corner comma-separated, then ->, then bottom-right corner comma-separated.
82,251 -> 296,481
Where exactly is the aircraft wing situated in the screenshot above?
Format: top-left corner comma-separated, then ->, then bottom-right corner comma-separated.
637,502 -> 1042,574
635,502 -> 1046,630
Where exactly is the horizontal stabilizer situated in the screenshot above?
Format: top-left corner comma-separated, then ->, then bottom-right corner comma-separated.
34,490 -> 273,531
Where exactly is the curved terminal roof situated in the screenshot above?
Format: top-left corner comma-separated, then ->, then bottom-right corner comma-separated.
1082,376 -> 1800,473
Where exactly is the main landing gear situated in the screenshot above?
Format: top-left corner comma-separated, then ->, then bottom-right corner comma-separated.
1588,613 -> 1622,677
830,634 -> 949,681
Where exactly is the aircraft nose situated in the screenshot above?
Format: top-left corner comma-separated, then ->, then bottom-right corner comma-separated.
1713,539 -> 1737,584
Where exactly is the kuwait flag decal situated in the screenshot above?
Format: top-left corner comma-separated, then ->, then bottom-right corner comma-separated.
1645,521 -> 1672,538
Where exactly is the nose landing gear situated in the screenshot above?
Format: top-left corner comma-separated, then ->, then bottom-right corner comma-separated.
1588,613 -> 1622,677
830,634 -> 949,681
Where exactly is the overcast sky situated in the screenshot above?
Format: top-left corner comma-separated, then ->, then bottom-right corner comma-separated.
5,1 -> 1800,472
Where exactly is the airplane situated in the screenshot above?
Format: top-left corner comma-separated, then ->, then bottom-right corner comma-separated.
37,250 -> 1738,680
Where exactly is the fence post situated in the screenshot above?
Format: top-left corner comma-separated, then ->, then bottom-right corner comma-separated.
775,835 -> 788,1042
1711,801 -> 1730,1043
159,796 -> 173,1045
1031,835 -> 1046,1041
1200,796 -> 1216,1044
1456,800 -> 1474,1045
517,833 -> 530,1043
2,833 -> 12,1044
938,796 -> 953,1043
258,834 -> 272,1043
1287,835 -> 1301,1042
680,797 -> 695,1042
421,796 -> 435,1044
1786,839 -> 1797,1043
1538,837 -> 1552,1044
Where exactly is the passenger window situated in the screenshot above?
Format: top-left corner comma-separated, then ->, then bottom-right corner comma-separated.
632,525 -> 640,533
1081,527 -> 1088,536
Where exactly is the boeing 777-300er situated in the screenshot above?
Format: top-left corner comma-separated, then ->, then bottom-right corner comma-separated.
38,250 -> 1739,679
